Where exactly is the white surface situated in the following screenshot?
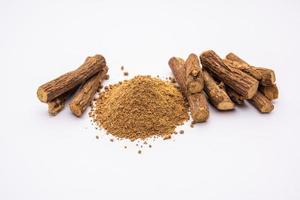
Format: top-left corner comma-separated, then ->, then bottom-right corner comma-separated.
1,0 -> 300,199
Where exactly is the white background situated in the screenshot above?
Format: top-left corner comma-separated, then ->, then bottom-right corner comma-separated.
1,0 -> 300,199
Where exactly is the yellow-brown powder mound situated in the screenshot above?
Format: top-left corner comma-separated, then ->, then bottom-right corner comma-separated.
90,75 -> 189,141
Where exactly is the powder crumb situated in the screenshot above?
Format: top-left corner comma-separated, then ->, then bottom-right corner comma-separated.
96,135 -> 99,139
124,72 -> 129,76
110,138 -> 114,142
171,78 -> 176,83
124,146 -> 127,149
121,66 -> 124,70
190,123 -> 194,128
149,145 -> 152,148
179,130 -> 184,134
138,150 -> 142,154
104,74 -> 110,80
174,131 -> 178,135
163,135 -> 172,140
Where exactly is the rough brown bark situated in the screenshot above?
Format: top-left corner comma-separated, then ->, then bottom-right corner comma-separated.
47,87 -> 78,116
218,82 -> 244,105
69,66 -> 108,117
188,92 -> 209,122
37,55 -> 106,102
203,70 -> 235,110
200,50 -> 259,99
219,82 -> 245,105
223,59 -> 262,80
169,57 -> 188,93
225,53 -> 276,86
259,84 -> 279,100
184,53 -> 204,94
248,91 -> 274,113
48,95 -> 67,116
256,67 -> 276,86
225,87 -> 245,105
169,57 -> 209,122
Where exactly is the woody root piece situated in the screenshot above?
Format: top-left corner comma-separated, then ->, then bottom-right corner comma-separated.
70,66 -> 108,117
224,53 -> 276,86
218,82 -> 245,105
184,53 -> 204,94
37,55 -> 106,103
224,52 -> 278,113
200,50 -> 259,99
169,56 -> 209,123
259,84 -> 278,100
248,91 -> 274,113
224,53 -> 278,100
203,70 -> 235,110
47,87 -> 78,116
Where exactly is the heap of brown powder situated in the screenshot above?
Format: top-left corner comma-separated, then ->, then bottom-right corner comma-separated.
90,75 -> 189,141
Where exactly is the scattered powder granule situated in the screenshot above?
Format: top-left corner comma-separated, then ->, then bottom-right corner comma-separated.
171,77 -> 176,83
104,74 -> 110,80
124,72 -> 129,76
121,66 -> 124,70
163,135 -> 172,140
90,75 -> 189,141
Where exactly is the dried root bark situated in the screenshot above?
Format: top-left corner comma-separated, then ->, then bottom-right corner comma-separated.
223,59 -> 262,80
169,57 -> 188,93
48,95 -> 67,116
225,53 -> 276,86
256,67 -> 276,86
184,53 -> 204,94
169,57 -> 209,122
203,70 -> 234,110
200,50 -> 259,99
218,82 -> 244,105
225,87 -> 245,105
188,92 -> 209,122
47,87 -> 78,116
248,91 -> 274,113
37,55 -> 106,102
259,84 -> 279,100
70,66 -> 108,117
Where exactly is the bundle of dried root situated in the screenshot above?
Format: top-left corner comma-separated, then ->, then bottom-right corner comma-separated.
37,55 -> 108,116
169,50 -> 278,123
